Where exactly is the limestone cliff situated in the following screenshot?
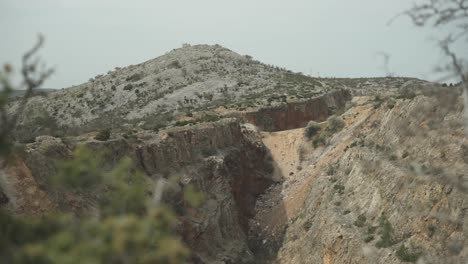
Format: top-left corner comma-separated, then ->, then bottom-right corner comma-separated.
0,119 -> 275,263
271,90 -> 467,264
240,89 -> 351,131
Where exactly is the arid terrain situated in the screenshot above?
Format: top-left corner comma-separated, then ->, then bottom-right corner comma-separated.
1,45 -> 466,263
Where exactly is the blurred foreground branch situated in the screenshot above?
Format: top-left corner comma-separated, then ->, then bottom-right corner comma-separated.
404,0 -> 468,135
0,34 -> 54,155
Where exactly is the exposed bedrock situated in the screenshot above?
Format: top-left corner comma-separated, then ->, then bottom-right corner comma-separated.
241,89 -> 351,131
0,119 -> 279,263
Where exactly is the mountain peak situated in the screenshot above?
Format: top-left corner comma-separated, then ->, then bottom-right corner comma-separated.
14,45 -> 426,140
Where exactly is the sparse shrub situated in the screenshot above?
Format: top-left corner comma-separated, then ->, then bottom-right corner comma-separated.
402,151 -> 409,159
303,220 -> 312,230
343,209 -> 351,215
174,120 -> 192,127
367,226 -> 377,234
71,109 -> 83,118
354,214 -> 367,227
428,225 -> 436,238
126,72 -> 143,82
95,129 -> 111,141
304,121 -> 321,139
396,244 -> 421,262
371,95 -> 387,109
203,92 -> 214,101
326,164 -> 336,175
123,84 -> 133,91
194,92 -> 203,99
181,67 -> 188,77
327,115 -> 345,133
111,85 -> 116,91
376,215 -> 395,248
14,108 -> 61,143
387,98 -> 396,109
199,114 -> 220,123
333,184 -> 345,194
168,60 -> 182,69
364,235 -> 374,243
398,86 -> 417,100
312,133 -> 327,147
462,144 -> 468,163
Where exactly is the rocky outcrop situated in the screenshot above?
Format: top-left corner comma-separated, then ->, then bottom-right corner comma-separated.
241,89 -> 351,131
0,118 -> 276,263
276,92 -> 468,264
135,119 -> 276,262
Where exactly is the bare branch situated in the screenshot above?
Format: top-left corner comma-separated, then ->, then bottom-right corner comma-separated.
403,0 -> 468,136
0,34 -> 53,154
406,0 -> 468,27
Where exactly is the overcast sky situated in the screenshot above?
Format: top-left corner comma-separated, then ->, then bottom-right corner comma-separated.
0,0 -> 464,88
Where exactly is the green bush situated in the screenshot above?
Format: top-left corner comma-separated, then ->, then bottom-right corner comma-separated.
387,98 -> 396,109
397,86 -> 416,100
168,60 -> 182,69
95,129 -> 111,141
376,215 -> 395,248
0,41 -> 193,264
327,115 -> 345,133
396,244 -> 421,262
199,114 -> 220,123
333,184 -> 345,194
304,121 -> 321,139
354,214 -> 367,227
123,84 -> 133,91
312,132 -> 327,147
0,147 -> 192,264
126,72 -> 144,82
363,235 -> 374,243
326,164 -> 336,175
303,220 -> 312,230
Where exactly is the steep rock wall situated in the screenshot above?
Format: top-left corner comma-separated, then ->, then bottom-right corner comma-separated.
0,119 -> 275,263
276,94 -> 468,264
242,89 -> 351,131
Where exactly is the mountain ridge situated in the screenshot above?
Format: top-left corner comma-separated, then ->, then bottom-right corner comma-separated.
11,44 -> 428,141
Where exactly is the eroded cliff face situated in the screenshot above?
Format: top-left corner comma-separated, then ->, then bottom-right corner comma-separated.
273,93 -> 468,264
2,86 -> 466,263
241,89 -> 351,132
0,119 -> 276,263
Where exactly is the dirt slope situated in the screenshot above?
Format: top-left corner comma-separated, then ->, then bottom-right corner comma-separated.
260,128 -> 304,182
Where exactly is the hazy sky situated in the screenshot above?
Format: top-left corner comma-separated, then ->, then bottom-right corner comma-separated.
0,0 -> 464,88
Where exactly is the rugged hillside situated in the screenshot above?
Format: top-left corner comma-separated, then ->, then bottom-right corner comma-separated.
3,44 -> 463,263
1,119 -> 278,263
252,87 -> 467,264
9,44 -> 422,141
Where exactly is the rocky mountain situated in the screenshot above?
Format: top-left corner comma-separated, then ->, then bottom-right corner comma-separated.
10,44 -> 422,141
2,44 -> 466,263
